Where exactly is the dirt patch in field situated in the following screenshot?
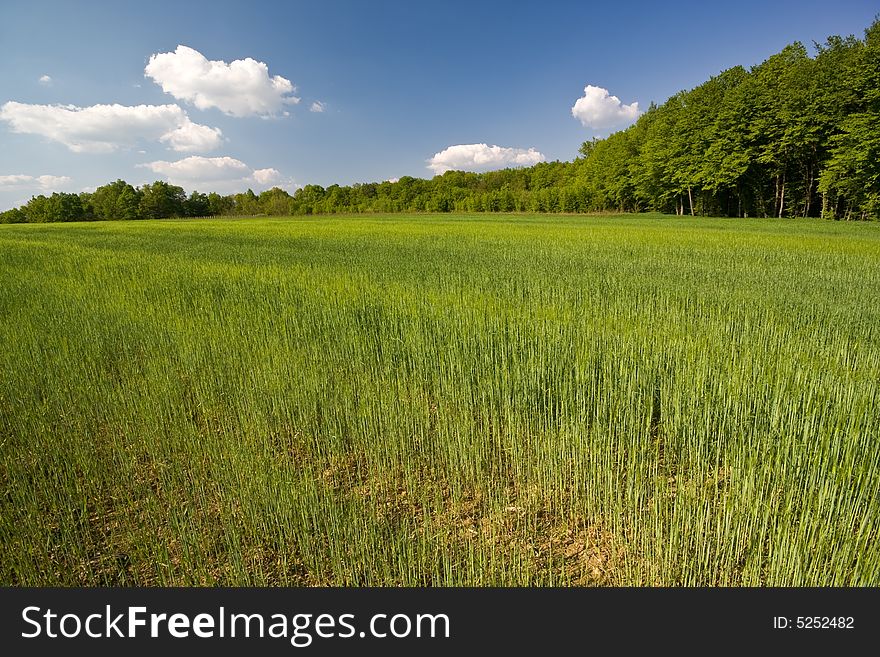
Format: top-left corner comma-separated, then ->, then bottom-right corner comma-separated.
333,461 -> 620,586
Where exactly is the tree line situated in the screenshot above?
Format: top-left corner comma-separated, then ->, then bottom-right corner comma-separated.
578,18 -> 880,220
0,180 -> 235,224
2,19 -> 877,224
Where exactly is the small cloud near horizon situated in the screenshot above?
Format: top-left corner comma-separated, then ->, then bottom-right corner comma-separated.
427,143 -> 545,175
141,155 -> 296,194
0,173 -> 71,192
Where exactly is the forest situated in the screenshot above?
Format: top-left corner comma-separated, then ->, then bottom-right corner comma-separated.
2,19 -> 877,224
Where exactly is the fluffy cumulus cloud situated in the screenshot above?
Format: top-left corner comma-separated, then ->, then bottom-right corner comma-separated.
38,75 -> 52,86
309,101 -> 325,113
145,45 -> 300,117
571,85 -> 640,130
160,119 -> 225,153
427,143 -> 545,175
141,156 -> 291,193
0,174 -> 71,191
142,155 -> 249,181
0,101 -> 223,153
251,168 -> 282,185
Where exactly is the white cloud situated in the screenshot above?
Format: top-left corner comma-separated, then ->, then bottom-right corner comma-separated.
0,174 -> 71,191
0,101 -> 223,153
142,155 -> 248,181
141,156 -> 293,193
145,45 -> 299,117
38,75 -> 52,86
252,168 -> 281,185
571,85 -> 640,130
159,117 -> 225,152
309,101 -> 325,113
427,143 -> 545,175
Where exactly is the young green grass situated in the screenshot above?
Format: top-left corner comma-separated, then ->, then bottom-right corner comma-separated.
1,213 -> 878,585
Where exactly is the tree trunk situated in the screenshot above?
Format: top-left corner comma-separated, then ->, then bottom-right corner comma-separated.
688,186 -> 694,217
774,174 -> 780,216
803,166 -> 812,218
778,173 -> 785,219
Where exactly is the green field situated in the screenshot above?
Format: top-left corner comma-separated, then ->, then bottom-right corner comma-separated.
1,213 -> 879,586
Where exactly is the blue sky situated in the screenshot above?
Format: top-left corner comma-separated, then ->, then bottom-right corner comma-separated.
0,0 -> 877,209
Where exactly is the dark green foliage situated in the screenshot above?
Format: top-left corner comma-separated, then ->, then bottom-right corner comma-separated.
139,181 -> 186,220
184,191 -> 210,217
206,192 -> 235,216
18,192 -> 86,222
818,21 -> 880,220
0,207 -> 27,223
90,179 -> 141,220
582,20 -> 880,219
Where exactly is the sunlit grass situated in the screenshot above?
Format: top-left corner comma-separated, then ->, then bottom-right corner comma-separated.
1,213 -> 878,585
